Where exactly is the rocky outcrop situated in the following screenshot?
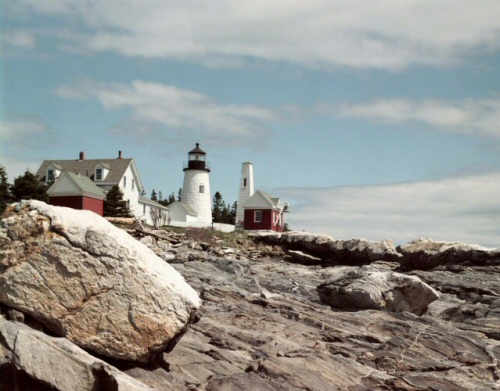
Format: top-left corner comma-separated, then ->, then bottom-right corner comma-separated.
1,209 -> 499,390
0,315 -> 152,391
397,237 -> 500,270
256,233 -> 500,272
0,201 -> 201,363
160,255 -> 499,390
252,231 -> 402,265
317,266 -> 440,315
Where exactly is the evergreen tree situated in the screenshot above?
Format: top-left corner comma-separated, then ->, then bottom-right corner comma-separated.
230,201 -> 237,222
151,189 -> 158,201
0,165 -> 11,214
104,185 -> 132,217
168,192 -> 176,204
177,188 -> 182,202
212,191 -> 224,222
11,170 -> 49,203
158,191 -> 163,201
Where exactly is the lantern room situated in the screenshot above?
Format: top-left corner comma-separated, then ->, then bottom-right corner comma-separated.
183,143 -> 211,172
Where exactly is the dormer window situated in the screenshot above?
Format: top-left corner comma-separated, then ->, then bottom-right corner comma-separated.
45,164 -> 62,183
94,162 -> 110,181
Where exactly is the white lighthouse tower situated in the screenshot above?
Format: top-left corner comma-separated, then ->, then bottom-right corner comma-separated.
181,143 -> 212,224
235,162 -> 254,227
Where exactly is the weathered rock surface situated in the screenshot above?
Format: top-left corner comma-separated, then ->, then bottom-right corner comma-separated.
0,315 -> 152,391
159,255 -> 499,390
0,201 -> 201,362
252,231 -> 402,265
317,266 -> 440,315
2,215 -> 500,390
398,237 -> 500,270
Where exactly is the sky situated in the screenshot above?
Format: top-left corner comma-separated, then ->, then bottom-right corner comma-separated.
2,1 -> 500,247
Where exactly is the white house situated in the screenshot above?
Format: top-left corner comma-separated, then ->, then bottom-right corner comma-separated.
36,151 -> 167,225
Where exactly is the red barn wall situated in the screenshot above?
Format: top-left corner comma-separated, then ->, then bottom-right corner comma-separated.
50,196 -> 82,210
49,195 -> 103,216
82,197 -> 104,216
244,209 -> 284,232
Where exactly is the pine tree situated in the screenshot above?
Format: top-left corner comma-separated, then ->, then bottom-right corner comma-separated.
151,189 -> 158,201
0,165 -> 11,214
230,201 -> 237,223
168,192 -> 176,204
158,191 -> 163,201
177,188 -> 182,202
212,191 -> 223,222
104,185 -> 132,217
11,170 -> 49,203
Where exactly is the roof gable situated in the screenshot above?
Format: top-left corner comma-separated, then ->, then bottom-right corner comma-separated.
168,201 -> 197,216
48,171 -> 106,198
243,190 -> 282,209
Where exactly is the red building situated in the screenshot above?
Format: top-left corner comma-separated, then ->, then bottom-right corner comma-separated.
243,190 -> 289,232
47,171 -> 106,216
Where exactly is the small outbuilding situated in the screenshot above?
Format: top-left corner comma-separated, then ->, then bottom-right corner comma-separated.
167,201 -> 198,224
47,171 -> 106,216
243,190 -> 289,232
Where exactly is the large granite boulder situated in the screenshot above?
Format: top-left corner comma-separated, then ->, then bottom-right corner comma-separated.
397,237 -> 500,270
317,267 -> 440,315
0,201 -> 201,362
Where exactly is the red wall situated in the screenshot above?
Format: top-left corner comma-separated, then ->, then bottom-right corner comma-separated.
244,209 -> 284,232
82,196 -> 104,216
50,196 -> 82,210
50,196 -> 104,216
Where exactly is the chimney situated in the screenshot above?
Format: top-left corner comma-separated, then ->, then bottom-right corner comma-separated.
118,150 -> 123,159
79,151 -> 86,160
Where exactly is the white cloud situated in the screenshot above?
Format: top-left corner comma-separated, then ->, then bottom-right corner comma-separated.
2,31 -> 35,49
55,80 -> 276,146
331,98 -> 500,138
0,119 -> 54,179
278,173 -> 500,248
0,155 -> 40,181
0,118 -> 54,146
11,0 -> 500,70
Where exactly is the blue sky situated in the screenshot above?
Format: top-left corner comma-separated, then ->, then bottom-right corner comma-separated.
2,1 -> 500,246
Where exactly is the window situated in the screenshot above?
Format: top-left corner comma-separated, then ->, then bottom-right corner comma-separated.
199,184 -> 204,193
47,169 -> 54,182
123,176 -> 127,188
254,210 -> 262,223
243,178 -> 247,187
132,179 -> 135,191
143,204 -> 146,214
96,168 -> 102,181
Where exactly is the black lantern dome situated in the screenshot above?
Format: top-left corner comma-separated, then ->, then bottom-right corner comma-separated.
183,143 -> 210,172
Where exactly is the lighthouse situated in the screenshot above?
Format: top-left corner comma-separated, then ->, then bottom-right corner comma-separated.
181,143 -> 212,224
235,162 -> 254,227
